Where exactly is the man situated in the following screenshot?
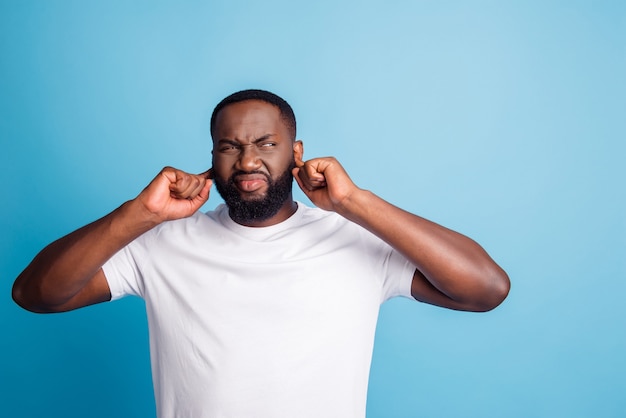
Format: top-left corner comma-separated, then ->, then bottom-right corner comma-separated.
13,89 -> 509,417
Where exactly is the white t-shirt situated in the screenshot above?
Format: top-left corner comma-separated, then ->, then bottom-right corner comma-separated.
103,202 -> 415,418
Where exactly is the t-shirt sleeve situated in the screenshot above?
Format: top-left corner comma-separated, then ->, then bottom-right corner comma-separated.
355,225 -> 415,303
379,245 -> 416,302
102,240 -> 146,301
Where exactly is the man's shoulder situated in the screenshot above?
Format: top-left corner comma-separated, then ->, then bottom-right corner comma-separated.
147,206 -> 223,237
296,202 -> 344,225
202,203 -> 227,223
293,203 -> 368,241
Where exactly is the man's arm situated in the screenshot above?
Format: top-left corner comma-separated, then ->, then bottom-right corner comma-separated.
12,167 -> 212,313
293,157 -> 509,312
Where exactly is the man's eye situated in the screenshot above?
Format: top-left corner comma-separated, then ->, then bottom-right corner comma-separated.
259,142 -> 276,148
220,145 -> 240,153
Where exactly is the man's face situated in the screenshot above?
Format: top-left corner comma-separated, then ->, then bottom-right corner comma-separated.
211,100 -> 302,226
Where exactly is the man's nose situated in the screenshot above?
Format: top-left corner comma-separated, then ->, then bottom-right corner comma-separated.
237,145 -> 262,171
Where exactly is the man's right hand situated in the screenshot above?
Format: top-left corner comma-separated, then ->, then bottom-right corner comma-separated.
12,166 -> 213,313
135,167 -> 213,224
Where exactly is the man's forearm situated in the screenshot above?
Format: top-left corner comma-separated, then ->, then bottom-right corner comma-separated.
12,199 -> 159,311
336,189 -> 509,310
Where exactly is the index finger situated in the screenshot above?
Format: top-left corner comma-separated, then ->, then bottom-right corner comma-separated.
200,168 -> 214,179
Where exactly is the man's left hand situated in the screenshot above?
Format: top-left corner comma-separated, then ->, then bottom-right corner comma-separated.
293,157 -> 360,213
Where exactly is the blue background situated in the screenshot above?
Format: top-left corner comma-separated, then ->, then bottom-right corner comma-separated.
1,1 -> 624,417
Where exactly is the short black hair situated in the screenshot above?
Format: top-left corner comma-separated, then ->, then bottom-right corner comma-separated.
210,89 -> 297,140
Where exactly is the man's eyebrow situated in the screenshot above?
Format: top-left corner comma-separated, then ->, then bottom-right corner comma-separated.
217,134 -> 275,145
252,134 -> 275,143
216,138 -> 240,145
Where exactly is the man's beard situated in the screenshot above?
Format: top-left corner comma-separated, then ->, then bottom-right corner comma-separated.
213,163 -> 295,224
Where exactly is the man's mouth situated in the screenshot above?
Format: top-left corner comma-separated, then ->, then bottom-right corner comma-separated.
233,173 -> 269,193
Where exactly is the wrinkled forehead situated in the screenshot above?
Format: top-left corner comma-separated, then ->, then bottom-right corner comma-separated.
212,99 -> 293,142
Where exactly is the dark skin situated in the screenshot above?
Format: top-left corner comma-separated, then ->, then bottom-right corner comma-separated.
211,100 -> 302,226
12,99 -> 509,313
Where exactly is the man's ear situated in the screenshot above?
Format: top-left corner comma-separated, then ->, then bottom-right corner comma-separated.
293,140 -> 304,165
